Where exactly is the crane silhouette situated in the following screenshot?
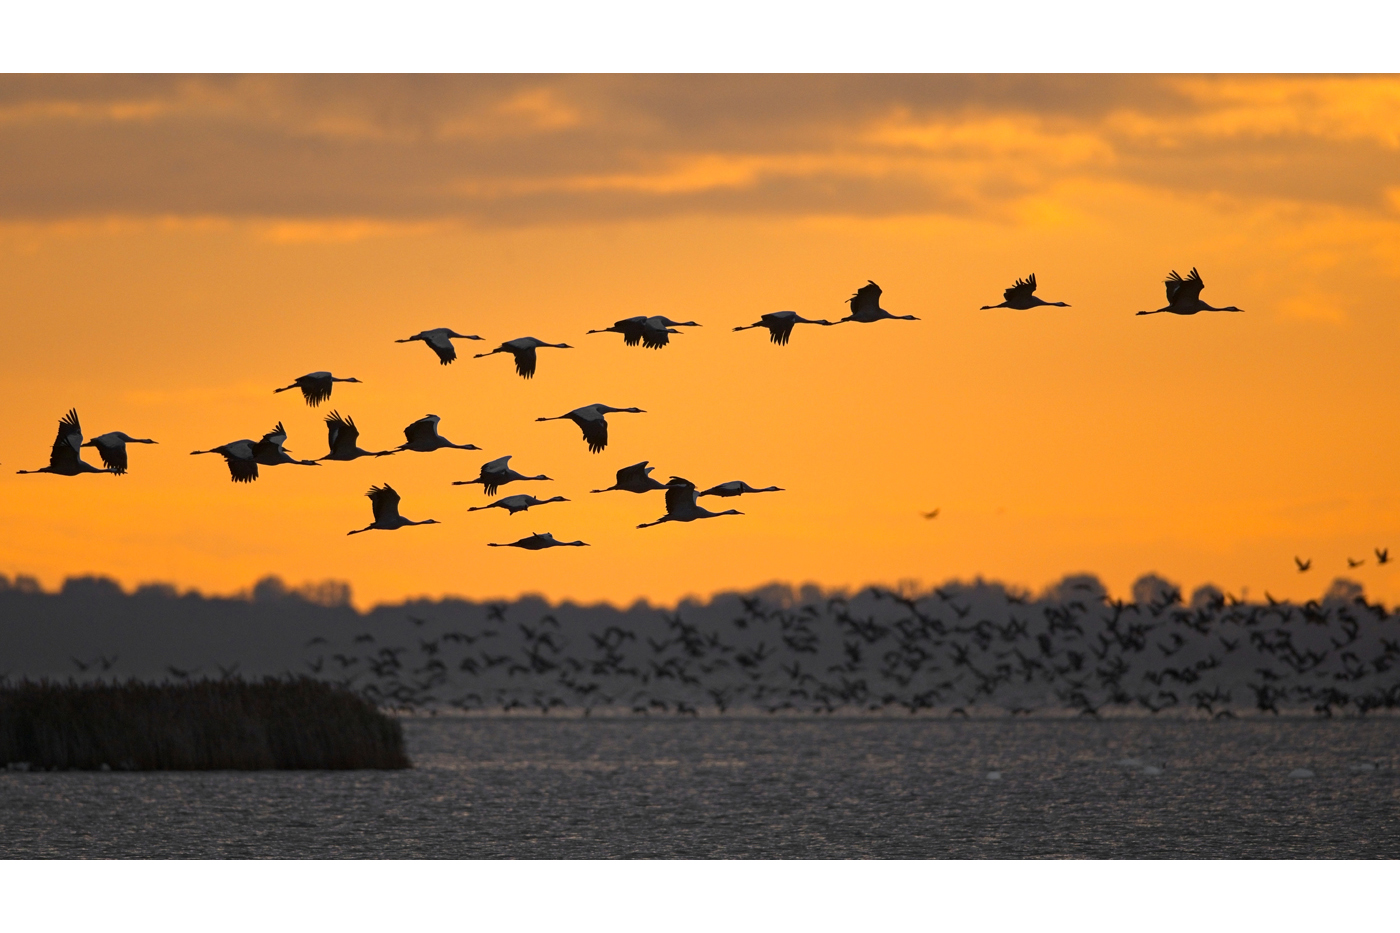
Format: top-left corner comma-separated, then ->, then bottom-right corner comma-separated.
453,456 -> 552,496
273,372 -> 362,406
347,483 -> 440,535
17,410 -> 115,476
190,438 -> 260,483
638,477 -> 743,528
1137,268 -> 1243,315
320,412 -> 395,461
698,481 -> 784,497
733,311 -> 833,345
588,316 -> 699,349
980,274 -> 1069,310
1295,556 -> 1312,573
396,328 -> 483,365
82,431 -> 158,475
474,337 -> 572,379
591,461 -> 678,494
588,316 -> 651,346
468,494 -> 570,516
487,532 -> 589,549
840,281 -> 919,323
537,404 -> 645,454
395,415 -> 481,453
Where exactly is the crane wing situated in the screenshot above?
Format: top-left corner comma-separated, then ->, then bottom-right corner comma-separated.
47,409 -> 84,470
640,321 -> 673,349
325,411 -> 359,453
612,317 -> 647,346
93,435 -> 129,473
481,455 -> 512,475
700,481 -> 740,496
1165,268 -> 1204,306
578,413 -> 609,453
426,332 -> 457,364
762,313 -> 797,345
1183,267 -> 1205,300
1004,274 -> 1036,302
300,374 -> 333,406
617,461 -> 651,484
368,484 -> 401,524
50,408 -> 82,458
847,280 -> 882,315
261,422 -> 288,449
228,456 -> 258,483
403,417 -> 438,445
513,346 -> 538,379
664,479 -> 697,515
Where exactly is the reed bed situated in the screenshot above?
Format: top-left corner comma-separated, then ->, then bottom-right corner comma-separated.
0,677 -> 409,771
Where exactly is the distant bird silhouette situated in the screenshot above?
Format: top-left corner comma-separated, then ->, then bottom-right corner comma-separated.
453,456 -> 552,496
468,494 -> 570,516
591,461 -> 678,494
537,404 -> 645,453
588,316 -> 699,349
923,508 -> 940,519
17,410 -> 115,476
587,316 -> 651,346
638,477 -> 743,528
1137,268 -> 1243,315
320,411 -> 394,461
840,281 -> 919,323
81,431 -> 158,475
1295,557 -> 1312,573
190,438 -> 259,483
396,328 -> 483,365
474,337 -> 572,379
980,274 -> 1069,310
273,371 -> 362,406
639,316 -> 700,349
252,422 -> 319,467
1377,547 -> 1391,565
347,483 -> 440,535
488,532 -> 589,549
733,311 -> 833,345
1348,557 -> 1366,568
698,481 -> 784,497
395,415 -> 481,453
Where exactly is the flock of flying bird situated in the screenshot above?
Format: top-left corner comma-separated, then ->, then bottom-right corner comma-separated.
9,269 -> 1266,553
265,575 -> 1400,718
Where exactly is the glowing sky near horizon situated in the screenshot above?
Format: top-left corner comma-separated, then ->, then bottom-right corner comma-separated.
2,75 -> 1399,608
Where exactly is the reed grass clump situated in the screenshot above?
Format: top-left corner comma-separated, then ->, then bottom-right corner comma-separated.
0,677 -> 409,771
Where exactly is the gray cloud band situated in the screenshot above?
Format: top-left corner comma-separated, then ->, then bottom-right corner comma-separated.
0,75 -> 1395,224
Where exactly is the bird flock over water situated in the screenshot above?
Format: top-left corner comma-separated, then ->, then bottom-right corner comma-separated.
12,268 -> 1365,573
224,576 -> 1397,718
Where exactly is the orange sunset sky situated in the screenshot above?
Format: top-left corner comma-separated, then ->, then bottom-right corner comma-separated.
1,75 -> 1399,608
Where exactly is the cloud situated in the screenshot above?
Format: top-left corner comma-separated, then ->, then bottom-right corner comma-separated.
0,75 -> 1397,227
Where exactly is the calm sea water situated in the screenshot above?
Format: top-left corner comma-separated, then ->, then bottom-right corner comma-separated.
3,716 -> 1398,858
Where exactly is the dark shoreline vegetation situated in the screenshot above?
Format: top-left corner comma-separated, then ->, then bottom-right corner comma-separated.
0,678 -> 409,771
